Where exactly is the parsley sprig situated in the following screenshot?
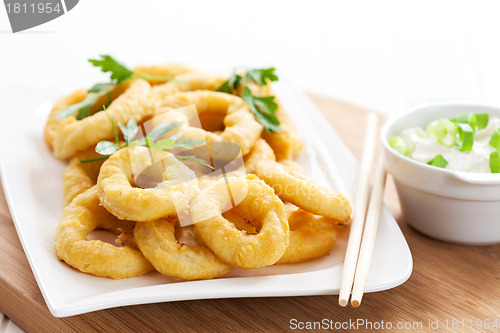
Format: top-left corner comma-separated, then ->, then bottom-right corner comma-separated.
245,68 -> 278,86
80,113 -> 210,169
56,55 -> 176,120
217,67 -> 281,132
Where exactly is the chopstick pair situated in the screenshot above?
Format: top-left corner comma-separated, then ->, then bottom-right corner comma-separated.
338,113 -> 387,307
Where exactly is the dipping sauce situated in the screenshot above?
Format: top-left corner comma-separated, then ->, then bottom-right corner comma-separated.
389,113 -> 500,173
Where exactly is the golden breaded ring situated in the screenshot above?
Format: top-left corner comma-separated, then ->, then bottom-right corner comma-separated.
277,205 -> 338,264
134,219 -> 234,280
54,186 -> 154,279
245,140 -> 352,222
47,79 -> 152,159
155,91 -> 263,155
97,147 -> 200,221
192,205 -> 266,242
152,72 -> 227,101
44,89 -> 87,149
133,63 -> 193,85
277,159 -> 308,179
62,148 -> 106,206
262,104 -> 304,160
192,175 -> 289,269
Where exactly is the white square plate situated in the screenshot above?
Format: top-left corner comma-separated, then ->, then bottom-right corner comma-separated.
0,77 -> 412,317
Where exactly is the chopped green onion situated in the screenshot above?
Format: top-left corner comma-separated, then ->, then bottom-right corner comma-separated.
427,154 -> 448,168
451,113 -> 477,130
475,113 -> 490,130
388,136 -> 409,156
490,151 -> 500,173
426,118 -> 457,147
451,112 -> 489,131
489,128 -> 500,150
456,123 -> 474,152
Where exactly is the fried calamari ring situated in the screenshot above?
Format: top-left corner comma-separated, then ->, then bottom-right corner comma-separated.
277,205 -> 338,264
46,79 -> 152,159
44,89 -> 87,149
133,63 -> 193,85
134,219 -> 234,280
155,91 -> 263,155
152,72 -> 227,101
277,159 -> 308,179
243,138 -> 276,164
245,140 -> 352,222
192,175 -> 289,269
261,104 -> 304,160
62,148 -> 106,206
54,186 -> 154,279
97,147 -> 200,221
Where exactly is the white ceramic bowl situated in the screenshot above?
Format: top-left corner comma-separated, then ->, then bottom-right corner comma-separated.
381,101 -> 500,245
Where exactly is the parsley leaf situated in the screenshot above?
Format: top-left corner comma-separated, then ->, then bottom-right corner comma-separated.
79,156 -> 110,164
88,55 -> 134,84
133,70 -> 178,83
173,138 -> 206,148
145,138 -> 176,150
176,155 -> 214,170
241,87 -> 281,132
56,82 -> 114,120
88,82 -> 114,93
80,115 -> 210,169
216,74 -> 242,93
144,121 -> 182,141
106,110 -> 120,145
245,68 -> 278,85
75,91 -> 112,120
75,103 -> 93,121
118,119 -> 138,143
216,67 -> 281,132
57,55 -> 178,120
55,95 -> 98,120
96,140 -> 120,155
216,80 -> 232,94
168,130 -> 185,141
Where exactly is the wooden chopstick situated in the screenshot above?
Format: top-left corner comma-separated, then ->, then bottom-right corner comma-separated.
338,113 -> 378,307
351,155 -> 387,307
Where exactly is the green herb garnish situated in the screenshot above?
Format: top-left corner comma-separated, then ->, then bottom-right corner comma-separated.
176,155 -> 214,170
245,68 -> 278,86
88,55 -> 134,84
56,55 -> 176,120
217,67 -> 281,132
216,74 -> 242,94
144,122 -> 182,142
173,138 -> 206,149
80,115 -> 204,166
145,138 -> 176,150
241,87 -> 280,132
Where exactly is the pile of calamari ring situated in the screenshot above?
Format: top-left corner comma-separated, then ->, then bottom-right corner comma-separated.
47,63 -> 352,280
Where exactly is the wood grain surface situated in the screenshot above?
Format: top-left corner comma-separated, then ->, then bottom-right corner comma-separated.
0,94 -> 499,333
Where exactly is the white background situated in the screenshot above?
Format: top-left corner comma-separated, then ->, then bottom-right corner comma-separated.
1,0 -> 500,331
1,0 -> 500,116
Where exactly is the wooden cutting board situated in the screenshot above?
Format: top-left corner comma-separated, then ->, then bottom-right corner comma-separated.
0,94 -> 499,332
